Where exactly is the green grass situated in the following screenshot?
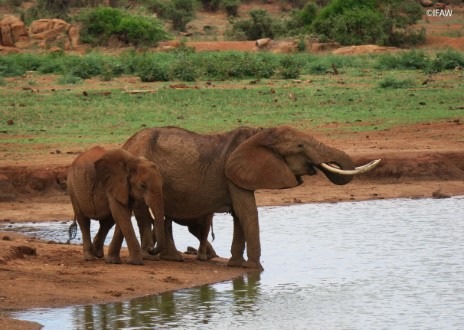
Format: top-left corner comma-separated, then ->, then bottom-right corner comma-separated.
1,54 -> 463,151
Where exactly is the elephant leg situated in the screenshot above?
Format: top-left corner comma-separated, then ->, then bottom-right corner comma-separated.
109,200 -> 144,265
93,217 -> 114,258
159,218 -> 184,262
76,214 -> 95,261
187,215 -> 217,261
228,184 -> 263,270
133,207 -> 158,261
228,213 -> 246,267
106,224 -> 123,264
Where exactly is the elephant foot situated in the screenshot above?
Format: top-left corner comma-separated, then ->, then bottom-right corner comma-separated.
83,251 -> 97,261
160,251 -> 184,262
196,251 -> 218,261
105,255 -> 122,264
126,257 -> 144,265
93,249 -> 104,259
142,250 -> 160,261
227,257 -> 246,268
243,260 -> 264,271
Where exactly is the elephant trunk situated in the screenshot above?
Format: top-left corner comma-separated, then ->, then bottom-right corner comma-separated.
306,144 -> 356,186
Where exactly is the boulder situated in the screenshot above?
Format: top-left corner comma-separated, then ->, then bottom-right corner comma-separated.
256,38 -> 272,48
0,15 -> 28,47
29,18 -> 79,50
420,0 -> 433,7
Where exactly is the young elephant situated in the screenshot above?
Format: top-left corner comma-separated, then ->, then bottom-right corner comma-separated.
67,146 -> 166,265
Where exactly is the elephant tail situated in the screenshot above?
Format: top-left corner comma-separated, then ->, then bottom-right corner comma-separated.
67,217 -> 78,244
211,222 -> 215,242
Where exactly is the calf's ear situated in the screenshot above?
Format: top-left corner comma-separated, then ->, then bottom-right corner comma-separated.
225,131 -> 298,191
94,150 -> 130,206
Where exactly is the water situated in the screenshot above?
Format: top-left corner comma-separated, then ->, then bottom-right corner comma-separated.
3,197 -> 464,329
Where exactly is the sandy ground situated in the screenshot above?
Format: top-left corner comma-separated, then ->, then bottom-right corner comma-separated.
1,120 -> 464,329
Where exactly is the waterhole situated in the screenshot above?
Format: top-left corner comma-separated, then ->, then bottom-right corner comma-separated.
3,197 -> 464,329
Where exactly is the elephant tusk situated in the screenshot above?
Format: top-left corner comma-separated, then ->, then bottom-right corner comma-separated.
148,207 -> 156,220
320,159 -> 381,175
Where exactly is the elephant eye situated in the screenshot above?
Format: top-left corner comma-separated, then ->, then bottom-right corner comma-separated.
139,182 -> 147,190
297,143 -> 304,148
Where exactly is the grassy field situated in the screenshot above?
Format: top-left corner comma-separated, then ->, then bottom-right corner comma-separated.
1,51 -> 463,151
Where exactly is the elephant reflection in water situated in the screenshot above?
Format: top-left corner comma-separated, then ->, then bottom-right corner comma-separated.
123,125 -> 380,270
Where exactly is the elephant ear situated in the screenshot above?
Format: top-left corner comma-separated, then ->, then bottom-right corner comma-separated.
225,131 -> 298,191
94,150 -> 130,206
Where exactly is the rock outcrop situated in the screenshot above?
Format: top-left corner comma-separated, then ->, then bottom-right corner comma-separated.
0,16 -> 79,50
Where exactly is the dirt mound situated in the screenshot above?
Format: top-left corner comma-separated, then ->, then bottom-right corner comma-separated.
358,152 -> 464,181
0,166 -> 68,201
0,234 -> 37,264
1,151 -> 463,203
333,45 -> 401,55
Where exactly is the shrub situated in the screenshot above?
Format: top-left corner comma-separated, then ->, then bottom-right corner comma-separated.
117,16 -> 168,46
23,0 -> 70,22
228,9 -> 275,40
376,50 -> 429,70
380,0 -> 424,46
0,57 -> 25,77
424,49 -> 464,74
289,2 -> 317,30
57,74 -> 82,85
78,7 -> 169,46
149,0 -> 196,31
63,54 -> 105,79
312,0 -> 424,47
379,77 -> 415,89
279,56 -> 301,79
200,0 -> 221,12
137,56 -> 169,82
222,0 -> 240,17
168,56 -> 199,81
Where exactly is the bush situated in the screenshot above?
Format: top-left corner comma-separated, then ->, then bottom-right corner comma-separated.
228,9 -> 275,40
117,16 -> 168,46
200,0 -> 221,12
223,0 -> 240,17
424,49 -> 464,74
23,0 -> 70,22
379,77 -> 415,89
149,0 -> 196,31
57,74 -> 82,85
312,0 -> 424,47
279,56 -> 301,79
168,57 -> 199,81
138,61 -> 169,82
78,7 -> 169,46
376,50 -> 429,70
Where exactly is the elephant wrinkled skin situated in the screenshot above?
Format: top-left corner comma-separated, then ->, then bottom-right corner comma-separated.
123,126 -> 380,270
67,146 -> 166,265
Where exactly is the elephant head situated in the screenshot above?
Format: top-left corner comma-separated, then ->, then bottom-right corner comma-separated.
94,149 -> 165,259
225,126 -> 380,190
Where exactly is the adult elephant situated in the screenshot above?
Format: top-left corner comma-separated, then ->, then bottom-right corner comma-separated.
67,146 -> 166,265
123,126 -> 380,270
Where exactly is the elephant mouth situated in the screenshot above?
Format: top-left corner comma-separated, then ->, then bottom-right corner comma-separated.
305,163 -> 318,176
